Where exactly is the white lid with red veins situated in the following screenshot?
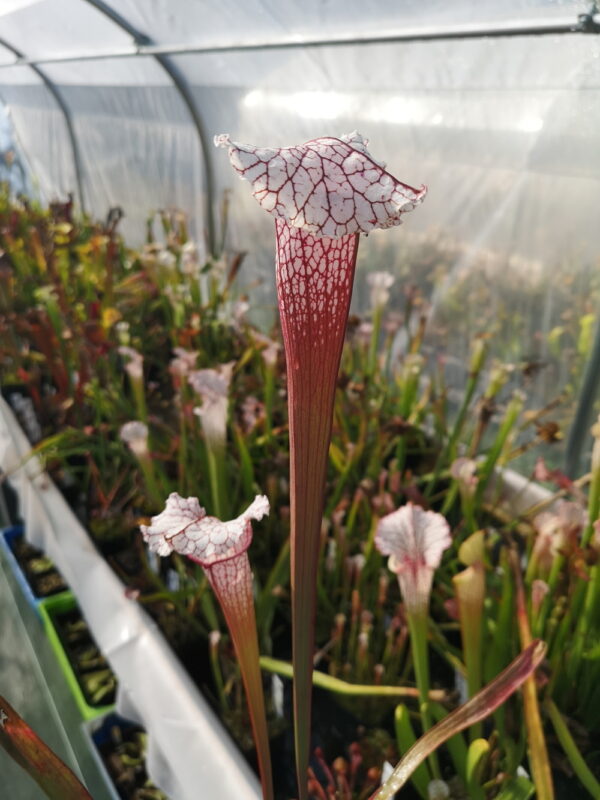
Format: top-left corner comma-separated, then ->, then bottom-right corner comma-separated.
215,132 -> 426,239
141,493 -> 270,566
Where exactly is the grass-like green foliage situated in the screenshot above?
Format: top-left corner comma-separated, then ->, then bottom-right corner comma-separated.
375,640 -> 546,799
1,187 -> 600,798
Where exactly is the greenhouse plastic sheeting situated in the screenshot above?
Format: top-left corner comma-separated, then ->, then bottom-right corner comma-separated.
0,64 -> 77,201
0,396 -> 261,800
0,55 -> 205,239
0,1 -> 596,249
1,0 -> 599,441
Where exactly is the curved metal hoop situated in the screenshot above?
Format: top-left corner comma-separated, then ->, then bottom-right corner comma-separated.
78,0 -> 217,255
0,37 -> 86,211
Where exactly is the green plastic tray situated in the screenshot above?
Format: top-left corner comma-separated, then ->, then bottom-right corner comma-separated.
39,592 -> 116,722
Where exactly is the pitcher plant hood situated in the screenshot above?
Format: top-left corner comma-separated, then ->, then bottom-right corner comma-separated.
140,493 -> 274,799
214,131 -> 426,239
141,492 -> 269,566
376,502 -> 452,614
216,130 -> 426,800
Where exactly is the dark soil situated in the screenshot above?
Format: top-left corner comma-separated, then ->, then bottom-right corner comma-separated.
10,534 -> 68,598
92,714 -> 169,800
53,605 -> 117,708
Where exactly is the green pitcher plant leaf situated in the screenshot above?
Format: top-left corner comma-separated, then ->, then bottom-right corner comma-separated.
495,776 -> 536,800
465,737 -> 489,800
546,698 -> 600,799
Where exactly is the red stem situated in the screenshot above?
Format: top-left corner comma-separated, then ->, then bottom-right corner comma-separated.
276,220 -> 359,800
0,696 -> 92,800
207,554 -> 274,800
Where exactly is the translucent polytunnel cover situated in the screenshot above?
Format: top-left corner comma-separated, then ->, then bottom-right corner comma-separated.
0,0 -> 599,464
